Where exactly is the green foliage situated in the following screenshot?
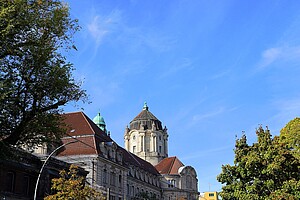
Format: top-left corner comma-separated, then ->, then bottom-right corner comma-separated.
0,0 -> 86,149
44,165 -> 104,200
279,117 -> 300,160
217,126 -> 300,200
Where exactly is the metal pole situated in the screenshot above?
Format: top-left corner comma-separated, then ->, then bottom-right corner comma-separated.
33,140 -> 77,200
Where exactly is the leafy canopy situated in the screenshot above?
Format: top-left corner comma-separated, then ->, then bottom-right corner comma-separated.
44,165 -> 104,200
279,117 -> 300,160
0,0 -> 86,148
217,126 -> 300,200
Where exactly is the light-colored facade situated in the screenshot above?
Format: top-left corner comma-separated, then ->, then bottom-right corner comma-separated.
124,103 -> 198,200
199,192 -> 219,200
124,102 -> 168,166
55,111 -> 162,200
35,103 -> 198,199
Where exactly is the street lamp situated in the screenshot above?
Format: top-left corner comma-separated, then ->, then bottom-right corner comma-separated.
33,140 -> 77,200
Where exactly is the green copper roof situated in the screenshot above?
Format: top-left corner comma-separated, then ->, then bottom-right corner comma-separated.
143,101 -> 148,110
93,112 -> 106,126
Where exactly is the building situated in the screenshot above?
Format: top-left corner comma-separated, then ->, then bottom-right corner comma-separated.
124,102 -> 168,166
199,192 -> 219,200
0,147 -> 84,200
125,102 -> 199,200
55,103 -> 199,199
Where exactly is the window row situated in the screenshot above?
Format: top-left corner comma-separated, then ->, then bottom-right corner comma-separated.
128,167 -> 159,186
2,171 -> 32,196
126,184 -> 159,199
102,169 -> 123,187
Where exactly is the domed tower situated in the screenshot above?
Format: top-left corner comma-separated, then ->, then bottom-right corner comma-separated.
93,112 -> 107,133
124,102 -> 169,165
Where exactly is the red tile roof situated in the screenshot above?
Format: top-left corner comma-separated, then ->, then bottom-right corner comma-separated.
57,136 -> 98,156
155,156 -> 184,175
57,112 -> 112,156
62,112 -> 111,141
57,111 -> 159,175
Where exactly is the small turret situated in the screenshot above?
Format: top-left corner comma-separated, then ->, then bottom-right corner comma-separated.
93,112 -> 107,133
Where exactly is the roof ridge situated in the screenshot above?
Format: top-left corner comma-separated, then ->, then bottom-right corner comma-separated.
168,156 -> 176,174
81,112 -> 96,135
63,111 -> 84,114
80,112 -> 98,154
131,109 -> 160,122
129,151 -> 142,166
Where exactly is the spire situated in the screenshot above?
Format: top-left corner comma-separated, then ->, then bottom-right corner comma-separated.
143,101 -> 148,110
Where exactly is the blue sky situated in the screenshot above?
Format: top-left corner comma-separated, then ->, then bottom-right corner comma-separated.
64,0 -> 300,192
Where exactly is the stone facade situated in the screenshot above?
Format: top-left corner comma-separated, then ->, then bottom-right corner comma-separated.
49,104 -> 198,200
124,103 -> 168,166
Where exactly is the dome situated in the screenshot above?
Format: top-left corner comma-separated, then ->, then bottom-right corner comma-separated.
93,112 -> 106,132
129,102 -> 163,130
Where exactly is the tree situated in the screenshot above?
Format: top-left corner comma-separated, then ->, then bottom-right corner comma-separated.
44,165 -> 104,200
0,0 -> 86,149
279,117 -> 300,160
217,126 -> 300,200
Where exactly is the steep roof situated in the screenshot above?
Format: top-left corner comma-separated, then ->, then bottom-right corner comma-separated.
62,112 -> 111,141
130,102 -> 163,130
120,148 -> 159,175
57,112 -> 112,156
132,107 -> 159,122
155,156 -> 184,175
57,111 -> 159,175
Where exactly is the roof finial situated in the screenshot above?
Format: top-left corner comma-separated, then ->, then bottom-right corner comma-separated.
143,101 -> 148,110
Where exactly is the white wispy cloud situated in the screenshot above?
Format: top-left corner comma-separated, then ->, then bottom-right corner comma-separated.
251,97 -> 300,137
159,57 -> 193,79
192,106 -> 238,122
192,107 -> 225,122
258,45 -> 300,69
271,97 -> 300,124
87,9 -> 122,46
209,69 -> 231,80
116,25 -> 177,54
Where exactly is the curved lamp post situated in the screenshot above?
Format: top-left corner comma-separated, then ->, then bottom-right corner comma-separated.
33,140 -> 77,200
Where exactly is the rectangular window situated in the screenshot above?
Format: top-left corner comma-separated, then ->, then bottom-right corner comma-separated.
6,172 -> 15,192
159,146 -> 162,153
103,169 -> 107,183
23,176 -> 30,196
133,146 -> 136,153
110,172 -> 116,186
209,193 -> 215,197
131,186 -> 134,196
118,174 -> 122,188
